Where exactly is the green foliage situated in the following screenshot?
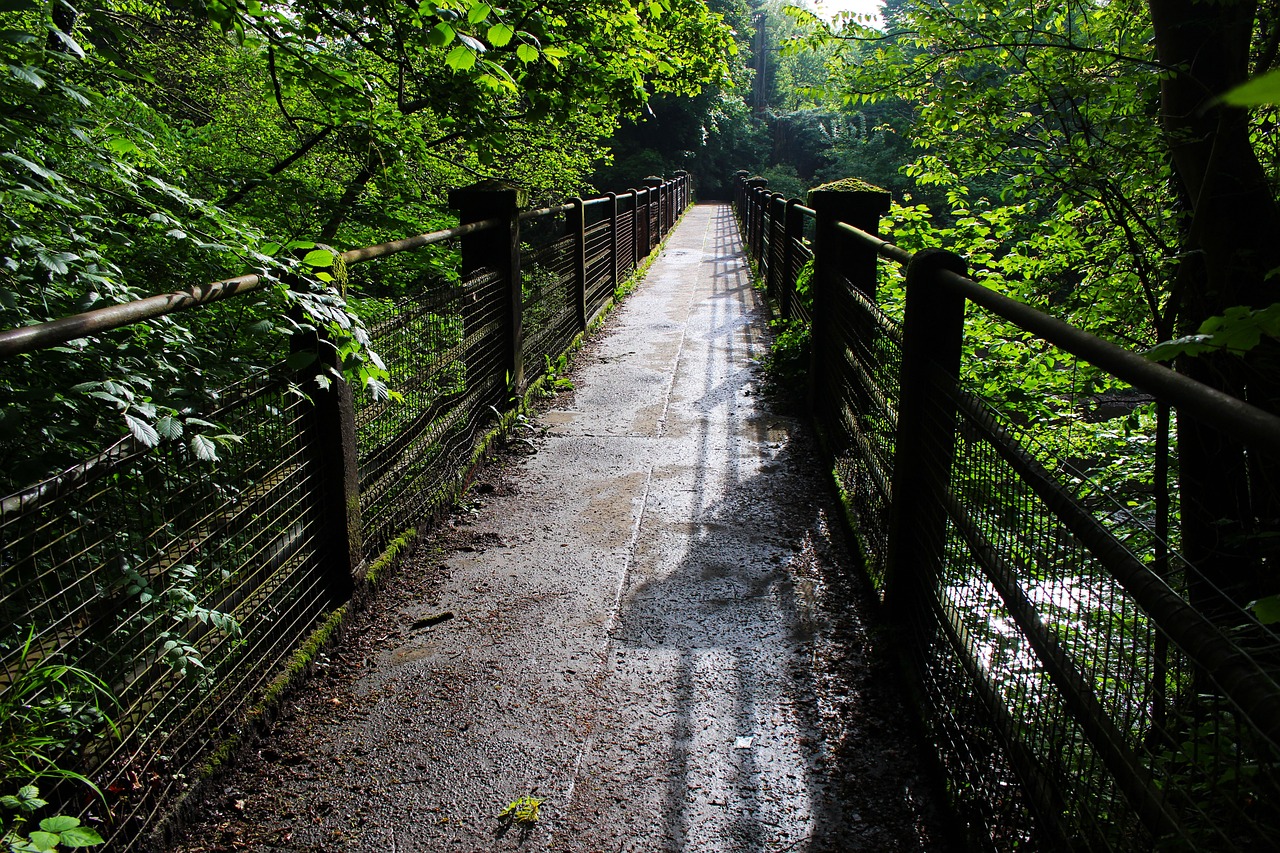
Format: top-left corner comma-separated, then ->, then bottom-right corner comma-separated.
2,788 -> 103,852
540,353 -> 574,397
0,0 -> 737,493
0,630 -> 116,791
763,317 -> 810,387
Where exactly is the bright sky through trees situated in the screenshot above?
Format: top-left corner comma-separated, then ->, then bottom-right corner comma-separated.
807,0 -> 883,25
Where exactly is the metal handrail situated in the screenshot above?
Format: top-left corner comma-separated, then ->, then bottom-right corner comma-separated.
0,217 -> 503,359
834,220 -> 1280,460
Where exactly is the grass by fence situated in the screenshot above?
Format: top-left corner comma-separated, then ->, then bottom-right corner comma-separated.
0,173 -> 689,848
737,172 -> 1280,852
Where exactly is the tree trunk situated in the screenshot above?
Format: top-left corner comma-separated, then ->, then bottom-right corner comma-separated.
1148,0 -> 1280,613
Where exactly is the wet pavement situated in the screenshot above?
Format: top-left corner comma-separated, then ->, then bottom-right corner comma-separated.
172,203 -> 947,852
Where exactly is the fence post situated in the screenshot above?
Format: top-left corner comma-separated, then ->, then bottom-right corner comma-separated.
766,192 -> 786,299
448,180 -> 527,396
733,170 -> 750,220
781,198 -> 802,321
289,265 -> 361,605
645,176 -> 664,249
637,186 -> 650,256
883,248 -> 968,626
806,181 -> 891,414
569,197 -> 588,331
742,177 -> 768,267
674,170 -> 688,211
607,191 -> 619,296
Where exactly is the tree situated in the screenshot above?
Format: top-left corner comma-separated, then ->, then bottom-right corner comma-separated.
789,0 -> 1280,613
0,0 -> 736,490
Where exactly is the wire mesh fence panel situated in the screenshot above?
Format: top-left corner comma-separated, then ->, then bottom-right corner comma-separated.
355,266 -> 508,555
585,217 -> 615,314
925,371 -> 1280,851
0,365 -> 330,848
616,207 -> 636,277
521,211 -> 579,384
827,279 -> 901,590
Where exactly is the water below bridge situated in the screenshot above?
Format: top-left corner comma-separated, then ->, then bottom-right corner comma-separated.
171,203 -> 949,852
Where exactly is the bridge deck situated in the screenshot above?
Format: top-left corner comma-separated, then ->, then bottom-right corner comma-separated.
174,203 -> 945,852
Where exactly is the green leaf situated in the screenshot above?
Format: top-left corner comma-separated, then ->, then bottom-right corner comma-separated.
286,350 -> 318,370
427,22 -> 455,47
154,416 -> 184,440
7,63 -> 45,89
515,43 -> 538,63
125,413 -> 160,447
488,23 -> 514,47
39,815 -> 81,833
190,434 -> 218,462
1253,594 -> 1280,625
1220,68 -> 1280,106
27,831 -> 59,852
302,249 -> 333,267
467,3 -> 491,24
445,45 -> 477,71
56,824 -> 104,845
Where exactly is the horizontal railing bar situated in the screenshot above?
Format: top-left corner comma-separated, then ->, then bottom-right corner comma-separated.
835,220 -> 913,266
519,204 -> 573,221
794,204 -> 816,218
937,266 -> 1280,460
338,217 -> 500,263
0,216 -> 503,359
0,273 -> 269,359
833,220 -> 1280,460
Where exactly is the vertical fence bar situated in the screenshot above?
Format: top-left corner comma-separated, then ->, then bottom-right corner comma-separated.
781,198 -> 802,321
882,248 -> 968,622
569,197 -> 588,331
766,192 -> 786,298
607,191 -> 619,294
631,188 -> 643,269
638,186 -> 651,255
449,181 -> 526,395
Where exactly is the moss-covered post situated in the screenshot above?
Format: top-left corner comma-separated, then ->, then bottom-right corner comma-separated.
806,178 -> 891,418
449,180 -> 527,397
733,169 -> 750,219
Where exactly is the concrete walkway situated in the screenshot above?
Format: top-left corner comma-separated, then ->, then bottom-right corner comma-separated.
175,203 -> 943,853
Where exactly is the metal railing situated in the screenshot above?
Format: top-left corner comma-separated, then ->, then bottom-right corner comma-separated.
735,172 -> 1280,851
0,172 -> 690,848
